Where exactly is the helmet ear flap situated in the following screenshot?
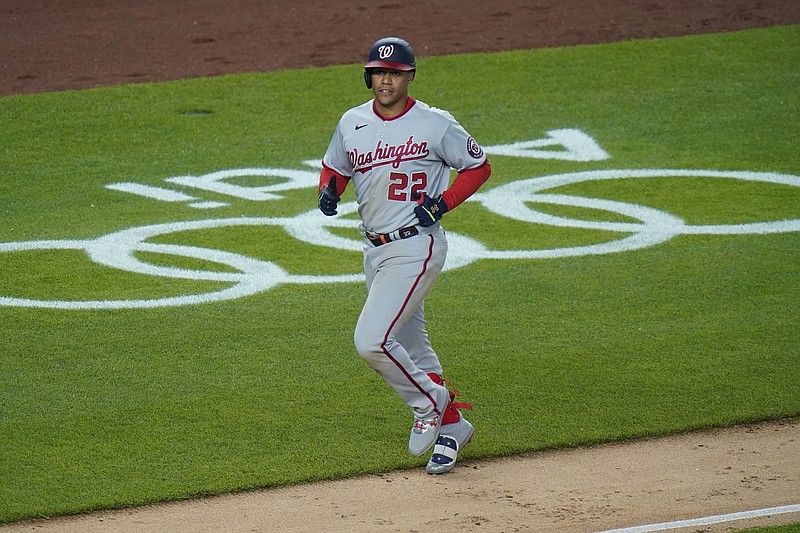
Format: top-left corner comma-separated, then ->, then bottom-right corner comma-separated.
364,69 -> 372,89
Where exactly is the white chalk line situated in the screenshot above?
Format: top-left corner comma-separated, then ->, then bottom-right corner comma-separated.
594,503 -> 800,533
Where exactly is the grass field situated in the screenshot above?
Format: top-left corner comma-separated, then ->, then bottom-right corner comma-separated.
1,25 -> 799,523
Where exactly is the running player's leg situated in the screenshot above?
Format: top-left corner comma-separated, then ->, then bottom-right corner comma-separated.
396,302 -> 442,377
354,233 -> 446,413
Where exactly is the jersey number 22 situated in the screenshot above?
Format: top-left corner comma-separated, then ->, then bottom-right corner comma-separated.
388,172 -> 427,202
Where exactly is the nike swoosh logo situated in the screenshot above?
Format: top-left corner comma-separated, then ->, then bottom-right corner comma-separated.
355,124 -> 368,130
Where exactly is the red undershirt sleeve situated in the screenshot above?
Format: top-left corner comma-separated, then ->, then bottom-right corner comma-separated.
441,159 -> 492,210
318,166 -> 350,196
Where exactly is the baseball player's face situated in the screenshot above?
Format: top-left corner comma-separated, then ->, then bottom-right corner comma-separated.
370,69 -> 414,117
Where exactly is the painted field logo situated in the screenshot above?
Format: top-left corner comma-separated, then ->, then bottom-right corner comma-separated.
1,131 -> 798,310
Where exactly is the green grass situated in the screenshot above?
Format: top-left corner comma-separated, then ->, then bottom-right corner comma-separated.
744,525 -> 800,533
1,25 -> 799,522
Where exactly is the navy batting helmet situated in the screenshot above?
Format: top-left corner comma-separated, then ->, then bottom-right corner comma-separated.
364,37 -> 416,89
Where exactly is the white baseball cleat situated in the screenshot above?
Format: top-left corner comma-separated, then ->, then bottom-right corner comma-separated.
426,417 -> 474,474
408,384 -> 449,456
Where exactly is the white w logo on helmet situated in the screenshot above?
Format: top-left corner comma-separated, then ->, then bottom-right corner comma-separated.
378,44 -> 395,59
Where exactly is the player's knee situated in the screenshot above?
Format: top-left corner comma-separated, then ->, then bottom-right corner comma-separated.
353,328 -> 385,364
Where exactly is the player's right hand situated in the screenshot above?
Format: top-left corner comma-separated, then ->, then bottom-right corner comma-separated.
318,176 -> 340,216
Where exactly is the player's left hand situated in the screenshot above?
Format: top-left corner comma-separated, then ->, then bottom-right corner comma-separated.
413,192 -> 448,227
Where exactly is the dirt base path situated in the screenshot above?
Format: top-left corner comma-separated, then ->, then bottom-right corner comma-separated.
5,418 -> 799,532
2,1 -> 799,531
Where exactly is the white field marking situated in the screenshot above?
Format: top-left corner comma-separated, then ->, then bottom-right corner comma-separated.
188,201 -> 229,209
483,128 -> 610,161
3,168 -> 799,309
106,182 -> 198,202
109,130 -> 608,207
165,167 -> 319,201
593,503 -> 800,533
302,159 -> 323,169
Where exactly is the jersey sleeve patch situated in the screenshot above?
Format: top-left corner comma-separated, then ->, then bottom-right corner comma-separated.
467,137 -> 484,159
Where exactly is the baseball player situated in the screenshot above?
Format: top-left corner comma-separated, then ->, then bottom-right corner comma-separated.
317,36 -> 491,474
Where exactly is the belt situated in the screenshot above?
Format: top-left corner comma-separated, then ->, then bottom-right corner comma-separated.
366,225 -> 420,247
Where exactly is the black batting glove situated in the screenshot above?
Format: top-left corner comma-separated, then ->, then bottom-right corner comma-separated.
318,176 -> 340,216
413,192 -> 448,227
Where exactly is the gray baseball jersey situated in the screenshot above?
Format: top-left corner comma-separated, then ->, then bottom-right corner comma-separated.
322,98 -> 487,234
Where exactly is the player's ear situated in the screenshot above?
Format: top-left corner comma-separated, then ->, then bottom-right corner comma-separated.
408,70 -> 416,83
